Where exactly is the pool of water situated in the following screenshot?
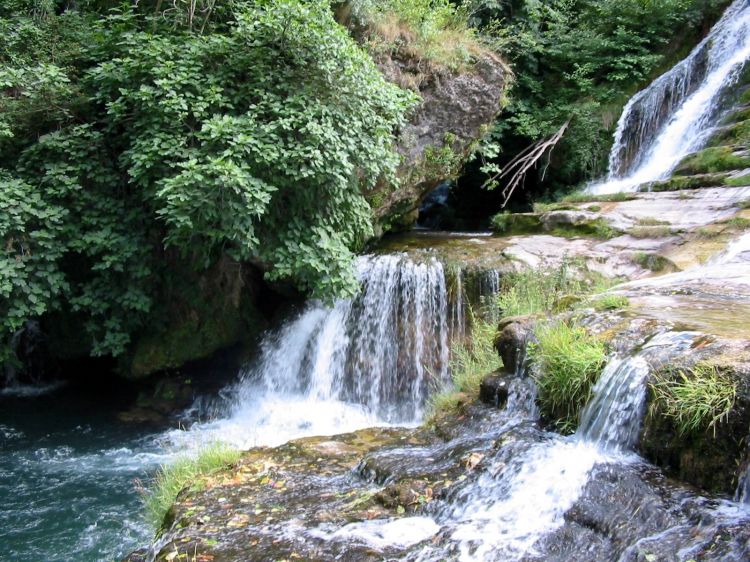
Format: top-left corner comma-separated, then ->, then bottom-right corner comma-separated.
0,385 -> 166,562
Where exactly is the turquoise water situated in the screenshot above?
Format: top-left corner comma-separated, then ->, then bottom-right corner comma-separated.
0,385 -> 163,562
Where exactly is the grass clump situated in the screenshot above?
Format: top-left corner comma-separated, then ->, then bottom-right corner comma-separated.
590,294 -> 629,311
636,217 -> 669,227
528,321 -> 607,432
649,364 -> 736,436
496,262 -> 615,318
352,0 -> 488,72
738,198 -> 750,209
144,443 -> 241,529
561,191 -> 637,204
426,314 -> 501,423
497,263 -> 585,317
629,225 -> 673,239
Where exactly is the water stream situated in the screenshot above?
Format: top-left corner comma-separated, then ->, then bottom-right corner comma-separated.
588,0 -> 750,194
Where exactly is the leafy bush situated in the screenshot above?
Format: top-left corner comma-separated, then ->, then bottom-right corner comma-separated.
1,0 -> 418,359
144,443 -> 241,529
649,364 -> 736,436
528,321 -> 607,431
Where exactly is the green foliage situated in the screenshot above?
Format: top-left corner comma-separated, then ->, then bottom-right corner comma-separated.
649,364 -> 736,436
144,443 -> 241,529
351,0 -> 483,71
528,320 -> 607,431
426,310 -> 501,423
0,0 -> 418,360
496,261 -> 612,317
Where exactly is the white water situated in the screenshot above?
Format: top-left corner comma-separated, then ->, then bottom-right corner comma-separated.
588,0 -> 750,194
392,330 -> 731,562
166,254 -> 461,451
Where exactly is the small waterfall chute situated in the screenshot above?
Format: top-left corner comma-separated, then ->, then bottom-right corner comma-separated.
588,0 -> 750,194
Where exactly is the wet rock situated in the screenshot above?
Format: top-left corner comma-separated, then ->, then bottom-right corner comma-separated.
479,373 -> 511,408
528,462 -> 750,562
494,317 -> 533,375
368,39 -> 509,229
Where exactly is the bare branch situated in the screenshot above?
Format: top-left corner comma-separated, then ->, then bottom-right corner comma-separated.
483,120 -> 570,208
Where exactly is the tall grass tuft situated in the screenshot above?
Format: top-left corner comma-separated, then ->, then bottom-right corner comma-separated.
528,321 -> 607,431
495,261 -> 615,318
144,443 -> 241,529
426,310 -> 502,423
649,364 -> 736,436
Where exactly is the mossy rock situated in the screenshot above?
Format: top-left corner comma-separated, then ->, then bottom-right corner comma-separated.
631,252 -> 677,273
642,173 -> 729,192
674,146 -> 750,176
707,119 -> 750,148
640,365 -> 750,495
122,258 -> 266,379
490,212 -> 543,235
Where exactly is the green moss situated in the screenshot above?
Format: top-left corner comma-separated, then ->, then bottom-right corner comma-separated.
490,212 -> 542,235
632,252 -> 674,272
644,173 -> 728,192
532,201 -> 576,213
528,321 -> 607,432
636,217 -> 669,226
708,119 -> 750,147
725,174 -> 750,187
675,146 -> 750,175
549,218 -> 619,240
561,191 -> 637,204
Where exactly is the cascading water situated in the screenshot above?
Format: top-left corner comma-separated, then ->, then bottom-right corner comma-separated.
326,331 -> 741,562
168,254 -> 507,451
588,0 -> 750,194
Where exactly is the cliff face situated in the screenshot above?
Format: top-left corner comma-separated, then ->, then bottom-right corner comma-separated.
372,52 -> 510,230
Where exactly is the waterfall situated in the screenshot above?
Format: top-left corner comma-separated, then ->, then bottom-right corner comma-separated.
169,254 -> 504,450
589,0 -> 750,194
577,356 -> 651,451
390,331 -> 719,562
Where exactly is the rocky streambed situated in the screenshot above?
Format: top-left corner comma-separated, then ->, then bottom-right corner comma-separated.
125,176 -> 750,561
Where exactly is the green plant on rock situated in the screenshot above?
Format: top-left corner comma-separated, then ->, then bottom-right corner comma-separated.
649,364 -> 736,437
496,261 -> 615,318
631,252 -> 672,272
590,294 -> 629,311
426,311 -> 501,423
144,442 -> 241,530
351,0 -> 483,71
528,320 -> 607,431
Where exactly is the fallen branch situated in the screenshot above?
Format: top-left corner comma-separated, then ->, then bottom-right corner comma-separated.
484,120 -> 570,208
